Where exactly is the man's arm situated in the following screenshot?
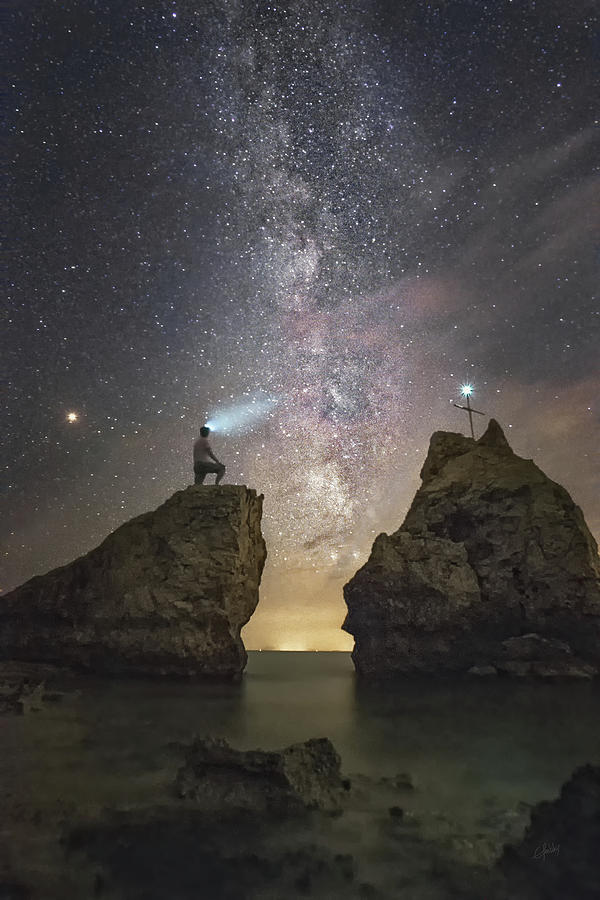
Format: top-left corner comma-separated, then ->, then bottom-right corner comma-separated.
208,448 -> 222,465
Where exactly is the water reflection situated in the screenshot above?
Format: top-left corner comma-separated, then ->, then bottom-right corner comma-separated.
3,652 -> 599,820
349,673 -> 600,825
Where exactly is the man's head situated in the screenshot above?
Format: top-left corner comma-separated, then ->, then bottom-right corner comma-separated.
200,426 -> 210,437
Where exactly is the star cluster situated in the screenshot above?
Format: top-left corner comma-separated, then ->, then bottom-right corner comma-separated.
4,1 -> 598,648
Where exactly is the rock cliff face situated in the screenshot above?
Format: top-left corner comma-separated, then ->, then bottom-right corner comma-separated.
0,485 -> 266,679
343,420 -> 600,677
498,765 -> 600,899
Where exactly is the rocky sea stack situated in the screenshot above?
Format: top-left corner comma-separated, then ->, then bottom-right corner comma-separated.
343,420 -> 600,678
0,485 -> 266,679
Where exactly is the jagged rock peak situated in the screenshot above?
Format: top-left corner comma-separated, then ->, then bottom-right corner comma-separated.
478,417 -> 511,450
420,418 -> 511,482
420,430 -> 474,481
0,485 -> 267,680
344,425 -> 600,679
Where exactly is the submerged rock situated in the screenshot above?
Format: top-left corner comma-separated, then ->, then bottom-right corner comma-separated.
0,681 -> 46,716
63,735 -> 354,899
0,879 -> 30,900
0,486 -> 266,680
343,420 -> 600,677
66,808 -> 357,900
467,665 -> 498,677
174,735 -> 349,813
497,764 -> 600,899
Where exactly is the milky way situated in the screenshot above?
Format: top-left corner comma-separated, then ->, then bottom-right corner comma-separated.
4,1 -> 599,648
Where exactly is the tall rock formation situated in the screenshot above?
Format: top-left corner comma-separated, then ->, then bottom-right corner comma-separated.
0,486 -> 266,679
343,420 -> 600,677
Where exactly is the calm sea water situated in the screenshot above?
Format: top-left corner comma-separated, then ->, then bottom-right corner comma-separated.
2,652 -> 599,897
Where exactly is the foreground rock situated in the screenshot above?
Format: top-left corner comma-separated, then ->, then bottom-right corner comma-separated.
175,735 -> 349,813
343,420 -> 600,677
66,808 -> 358,900
64,736 -> 357,900
497,765 -> 600,899
0,680 -> 47,716
0,486 -> 266,680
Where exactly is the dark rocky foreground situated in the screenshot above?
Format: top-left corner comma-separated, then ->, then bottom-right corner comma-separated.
60,760 -> 600,900
0,486 -> 266,680
344,419 -> 600,678
2,713 -> 597,900
174,735 -> 350,813
497,764 -> 600,900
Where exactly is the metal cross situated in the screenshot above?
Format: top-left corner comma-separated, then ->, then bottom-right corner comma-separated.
454,384 -> 485,439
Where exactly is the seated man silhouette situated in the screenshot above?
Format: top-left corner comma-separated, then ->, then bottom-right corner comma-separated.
193,426 -> 226,485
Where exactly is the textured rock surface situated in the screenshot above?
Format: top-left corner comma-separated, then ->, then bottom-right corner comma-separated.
174,735 -> 348,813
497,765 -> 600,900
67,808 -> 358,900
0,486 -> 266,679
343,419 -> 600,677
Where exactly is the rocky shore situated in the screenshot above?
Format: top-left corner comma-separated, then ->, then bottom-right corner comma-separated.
3,701 -> 596,900
0,486 -> 266,680
344,420 -> 600,678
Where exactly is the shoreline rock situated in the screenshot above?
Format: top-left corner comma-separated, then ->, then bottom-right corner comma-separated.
497,764 -> 600,899
0,485 -> 266,680
343,420 -> 600,678
174,735 -> 350,814
63,735 -> 356,899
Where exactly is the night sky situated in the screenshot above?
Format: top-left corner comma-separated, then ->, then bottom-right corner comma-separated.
4,1 -> 599,649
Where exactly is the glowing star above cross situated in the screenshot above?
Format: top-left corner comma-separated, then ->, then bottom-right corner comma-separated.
453,384 -> 485,439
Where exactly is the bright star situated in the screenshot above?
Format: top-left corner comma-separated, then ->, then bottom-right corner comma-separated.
66,411 -> 78,423
461,384 -> 473,397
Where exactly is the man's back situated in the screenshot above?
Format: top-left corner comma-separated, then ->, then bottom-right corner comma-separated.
193,425 -> 225,484
194,435 -> 213,463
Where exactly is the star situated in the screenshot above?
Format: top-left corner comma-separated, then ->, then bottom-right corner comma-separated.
4,0 -> 598,649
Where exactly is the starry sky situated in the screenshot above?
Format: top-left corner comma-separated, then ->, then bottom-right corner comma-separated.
4,1 -> 599,649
